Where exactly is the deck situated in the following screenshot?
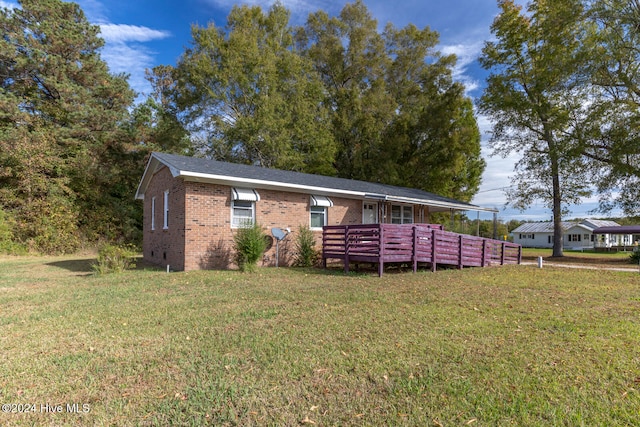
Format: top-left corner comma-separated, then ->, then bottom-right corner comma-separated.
322,224 -> 522,276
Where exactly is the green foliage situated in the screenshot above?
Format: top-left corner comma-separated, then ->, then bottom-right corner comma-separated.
629,248 -> 640,265
293,225 -> 318,267
478,0 -> 594,256
298,1 -> 484,200
0,0 -> 139,252
233,223 -> 267,272
168,3 -> 336,175
163,0 -> 483,200
582,0 -> 640,216
0,208 -> 26,255
91,244 -> 138,275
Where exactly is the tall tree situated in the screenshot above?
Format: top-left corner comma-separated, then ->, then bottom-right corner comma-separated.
383,23 -> 484,200
478,0 -> 593,257
299,1 -> 394,181
298,1 -> 484,200
582,0 -> 640,214
169,3 -> 336,175
0,0 -> 135,252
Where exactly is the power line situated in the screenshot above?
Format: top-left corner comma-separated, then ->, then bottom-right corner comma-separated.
476,185 -> 513,194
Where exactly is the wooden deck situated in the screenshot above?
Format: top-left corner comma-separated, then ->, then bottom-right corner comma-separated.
322,224 -> 522,276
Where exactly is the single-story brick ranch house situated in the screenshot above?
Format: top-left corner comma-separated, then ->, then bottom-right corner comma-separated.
135,152 -> 496,271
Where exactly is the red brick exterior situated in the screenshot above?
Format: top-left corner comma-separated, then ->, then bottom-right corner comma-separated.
142,166 -> 369,271
142,167 -> 187,271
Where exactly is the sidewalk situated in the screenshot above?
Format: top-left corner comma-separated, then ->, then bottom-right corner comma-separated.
521,261 -> 639,272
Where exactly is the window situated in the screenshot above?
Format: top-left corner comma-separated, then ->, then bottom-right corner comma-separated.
231,188 -> 260,228
163,190 -> 169,230
232,200 -> 255,227
310,195 -> 332,229
567,234 -> 581,242
310,206 -> 327,229
151,196 -> 156,231
548,235 -> 553,244
391,205 -> 413,224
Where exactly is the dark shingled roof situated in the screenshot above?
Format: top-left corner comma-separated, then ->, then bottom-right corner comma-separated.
137,152 -> 493,212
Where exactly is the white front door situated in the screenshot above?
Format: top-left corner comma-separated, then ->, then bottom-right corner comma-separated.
363,203 -> 378,224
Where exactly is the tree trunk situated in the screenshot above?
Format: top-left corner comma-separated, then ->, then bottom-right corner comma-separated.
550,153 -> 564,257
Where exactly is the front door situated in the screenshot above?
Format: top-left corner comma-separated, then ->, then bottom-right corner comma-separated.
363,203 -> 378,224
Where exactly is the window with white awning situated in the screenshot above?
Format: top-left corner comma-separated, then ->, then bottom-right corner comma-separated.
231,188 -> 260,201
231,188 -> 259,227
310,195 -> 333,207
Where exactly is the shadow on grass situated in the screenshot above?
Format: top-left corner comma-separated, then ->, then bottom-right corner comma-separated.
47,257 -> 163,276
46,258 -> 96,275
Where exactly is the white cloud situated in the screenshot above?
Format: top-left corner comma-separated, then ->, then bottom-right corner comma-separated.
99,43 -> 157,97
99,24 -> 171,44
94,25 -> 171,98
0,1 -> 16,8
441,41 -> 484,94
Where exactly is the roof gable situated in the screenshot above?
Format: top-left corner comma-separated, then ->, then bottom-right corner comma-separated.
579,219 -> 620,230
136,152 -> 494,213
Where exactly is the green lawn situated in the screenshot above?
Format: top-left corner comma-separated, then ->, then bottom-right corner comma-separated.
1,256 -> 639,426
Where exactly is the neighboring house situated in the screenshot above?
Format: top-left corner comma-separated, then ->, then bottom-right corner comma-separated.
511,219 -> 630,249
135,152 -> 496,271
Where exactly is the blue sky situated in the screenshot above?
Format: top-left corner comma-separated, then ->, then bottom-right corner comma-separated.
2,0 -> 622,222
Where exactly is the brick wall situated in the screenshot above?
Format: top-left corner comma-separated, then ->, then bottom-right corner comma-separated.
142,172 -> 427,271
181,185 -> 364,270
142,166 -> 186,271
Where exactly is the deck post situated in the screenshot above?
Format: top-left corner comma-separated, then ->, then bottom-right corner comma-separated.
431,229 -> 437,272
458,235 -> 464,269
481,239 -> 487,267
378,224 -> 384,277
412,225 -> 418,273
518,245 -> 522,264
344,226 -> 350,274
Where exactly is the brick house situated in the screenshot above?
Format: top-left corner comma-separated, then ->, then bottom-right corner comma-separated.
135,152 -> 493,271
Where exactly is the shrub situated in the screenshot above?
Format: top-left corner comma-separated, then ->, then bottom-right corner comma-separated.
293,225 -> 318,267
0,208 -> 27,255
92,244 -> 138,275
233,223 -> 267,272
629,248 -> 640,264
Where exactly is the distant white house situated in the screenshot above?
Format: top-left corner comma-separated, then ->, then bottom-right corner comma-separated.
511,219 -> 633,249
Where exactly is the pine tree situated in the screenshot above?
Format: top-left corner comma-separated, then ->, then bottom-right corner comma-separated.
0,0 -> 135,252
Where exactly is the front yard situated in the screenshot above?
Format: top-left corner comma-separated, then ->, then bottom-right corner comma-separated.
0,255 -> 639,425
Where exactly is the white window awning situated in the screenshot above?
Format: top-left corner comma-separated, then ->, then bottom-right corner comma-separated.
310,195 -> 333,207
232,188 -> 260,201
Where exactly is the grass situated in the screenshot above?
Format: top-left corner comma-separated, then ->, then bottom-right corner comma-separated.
0,255 -> 639,426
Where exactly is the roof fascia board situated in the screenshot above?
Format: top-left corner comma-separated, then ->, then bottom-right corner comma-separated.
135,156 -> 159,200
384,195 -> 497,213
135,154 -> 182,200
179,171 -> 366,199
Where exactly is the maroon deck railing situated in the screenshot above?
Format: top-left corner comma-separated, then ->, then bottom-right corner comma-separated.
322,224 -> 521,276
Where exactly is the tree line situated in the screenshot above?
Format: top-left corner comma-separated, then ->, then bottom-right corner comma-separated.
0,0 -> 638,255
479,0 -> 640,256
0,0 -> 483,253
